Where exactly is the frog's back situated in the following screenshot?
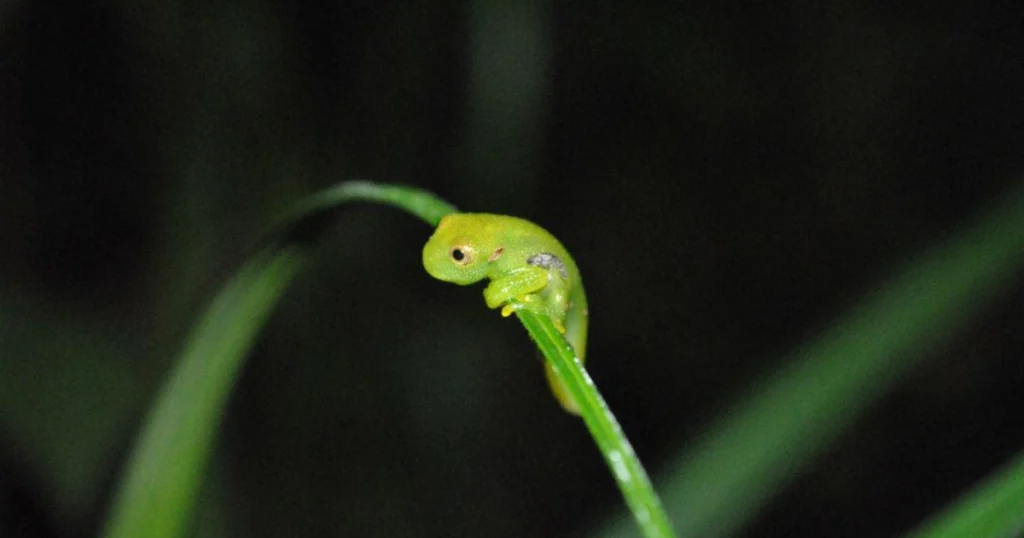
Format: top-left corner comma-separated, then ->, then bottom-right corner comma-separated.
471,214 -> 579,279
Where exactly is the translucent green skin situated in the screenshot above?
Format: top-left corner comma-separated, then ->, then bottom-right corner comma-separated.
422,213 -> 589,414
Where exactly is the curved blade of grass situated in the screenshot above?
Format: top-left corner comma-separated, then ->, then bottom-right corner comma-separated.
906,450 -> 1024,538
101,246 -> 306,538
270,180 -> 457,240
517,310 -> 677,538
106,178 -> 667,538
603,183 -> 1024,538
102,181 -> 455,538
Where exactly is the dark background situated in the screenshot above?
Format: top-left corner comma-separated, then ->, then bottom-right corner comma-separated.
2,1 -> 1023,537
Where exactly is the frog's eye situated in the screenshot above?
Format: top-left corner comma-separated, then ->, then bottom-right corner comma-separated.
450,245 -> 474,266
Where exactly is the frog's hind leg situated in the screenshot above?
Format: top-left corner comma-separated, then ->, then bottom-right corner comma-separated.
543,361 -> 581,415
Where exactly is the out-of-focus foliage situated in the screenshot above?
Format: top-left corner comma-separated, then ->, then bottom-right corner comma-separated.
1,1 -> 1023,537
606,183 -> 1024,538
908,450 -> 1024,538
101,182 -> 456,538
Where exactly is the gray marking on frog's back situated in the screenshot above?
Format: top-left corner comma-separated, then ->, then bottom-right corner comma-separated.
527,252 -> 568,279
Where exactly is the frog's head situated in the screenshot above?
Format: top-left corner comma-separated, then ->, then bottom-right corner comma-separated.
422,214 -> 494,285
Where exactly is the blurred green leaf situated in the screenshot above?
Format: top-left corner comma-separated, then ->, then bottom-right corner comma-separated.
0,300 -> 140,522
907,450 -> 1024,538
101,182 -> 455,538
604,183 -> 1024,538
101,246 -> 306,538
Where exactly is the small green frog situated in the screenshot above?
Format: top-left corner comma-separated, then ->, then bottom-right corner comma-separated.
422,213 -> 589,414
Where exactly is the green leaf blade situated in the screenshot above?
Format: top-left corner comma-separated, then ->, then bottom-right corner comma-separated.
604,183 -> 1024,538
102,181 -> 456,538
906,450 -> 1024,538
102,246 -> 306,538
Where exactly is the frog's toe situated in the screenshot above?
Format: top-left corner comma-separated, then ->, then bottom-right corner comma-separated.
500,304 -> 516,318
553,318 -> 566,334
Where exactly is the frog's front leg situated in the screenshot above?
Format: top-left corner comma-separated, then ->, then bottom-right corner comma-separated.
484,266 -> 571,332
483,266 -> 548,310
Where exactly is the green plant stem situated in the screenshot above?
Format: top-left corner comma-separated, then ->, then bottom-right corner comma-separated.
518,311 -> 677,538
